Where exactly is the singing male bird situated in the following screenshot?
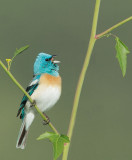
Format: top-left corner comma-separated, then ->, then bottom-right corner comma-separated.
16,53 -> 61,149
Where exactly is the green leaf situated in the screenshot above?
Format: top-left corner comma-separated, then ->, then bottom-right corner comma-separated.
12,45 -> 29,60
115,37 -> 130,77
37,132 -> 70,160
37,132 -> 57,140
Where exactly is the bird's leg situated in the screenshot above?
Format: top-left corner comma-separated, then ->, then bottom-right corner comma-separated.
42,112 -> 50,125
30,100 -> 36,107
30,101 -> 50,125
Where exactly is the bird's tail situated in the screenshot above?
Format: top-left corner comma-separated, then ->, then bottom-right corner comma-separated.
16,112 -> 35,149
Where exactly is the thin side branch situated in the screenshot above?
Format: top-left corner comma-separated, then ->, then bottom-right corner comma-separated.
96,16 -> 132,39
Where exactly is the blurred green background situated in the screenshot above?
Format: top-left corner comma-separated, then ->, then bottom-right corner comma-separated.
0,0 -> 132,160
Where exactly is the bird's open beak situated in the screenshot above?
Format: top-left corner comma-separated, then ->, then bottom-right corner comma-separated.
52,55 -> 61,63
53,60 -> 61,64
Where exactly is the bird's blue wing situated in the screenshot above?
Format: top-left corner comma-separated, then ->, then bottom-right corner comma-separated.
17,75 -> 41,119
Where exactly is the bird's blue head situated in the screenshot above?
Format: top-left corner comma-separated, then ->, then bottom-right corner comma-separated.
34,53 -> 60,77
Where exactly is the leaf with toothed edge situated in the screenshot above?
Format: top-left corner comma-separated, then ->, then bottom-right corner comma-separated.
37,132 -> 70,160
115,37 -> 130,77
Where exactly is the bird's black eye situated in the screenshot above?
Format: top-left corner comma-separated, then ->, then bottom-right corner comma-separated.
45,57 -> 52,61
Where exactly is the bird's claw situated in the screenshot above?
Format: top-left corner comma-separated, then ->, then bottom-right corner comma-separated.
42,112 -> 50,125
30,100 -> 36,107
42,119 -> 50,125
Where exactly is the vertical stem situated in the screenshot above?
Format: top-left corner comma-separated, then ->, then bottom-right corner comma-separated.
62,0 -> 101,159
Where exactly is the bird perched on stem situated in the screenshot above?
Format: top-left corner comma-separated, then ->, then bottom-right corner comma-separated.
16,53 -> 61,149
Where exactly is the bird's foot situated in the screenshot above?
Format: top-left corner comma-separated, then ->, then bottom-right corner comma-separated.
30,100 -> 36,107
42,112 -> 50,125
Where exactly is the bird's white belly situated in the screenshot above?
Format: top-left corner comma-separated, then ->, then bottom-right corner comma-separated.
31,84 -> 61,112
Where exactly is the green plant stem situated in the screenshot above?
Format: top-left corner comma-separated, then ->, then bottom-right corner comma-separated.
62,0 -> 101,160
0,60 -> 59,134
96,16 -> 132,39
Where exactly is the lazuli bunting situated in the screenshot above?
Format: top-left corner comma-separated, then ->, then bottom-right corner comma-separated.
16,53 -> 61,149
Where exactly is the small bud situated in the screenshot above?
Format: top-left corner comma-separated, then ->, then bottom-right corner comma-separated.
6,59 -> 12,63
6,59 -> 12,70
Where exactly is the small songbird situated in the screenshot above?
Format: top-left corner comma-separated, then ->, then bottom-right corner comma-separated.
16,53 -> 61,149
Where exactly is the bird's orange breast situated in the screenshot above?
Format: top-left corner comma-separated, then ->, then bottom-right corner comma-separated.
39,73 -> 61,87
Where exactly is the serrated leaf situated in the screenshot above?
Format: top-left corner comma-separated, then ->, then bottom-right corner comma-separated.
52,134 -> 70,160
12,45 -> 29,60
37,132 -> 70,160
37,132 -> 57,140
115,37 -> 130,77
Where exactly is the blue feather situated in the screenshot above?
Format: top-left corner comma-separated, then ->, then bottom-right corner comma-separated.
17,75 -> 40,119
34,53 -> 59,77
